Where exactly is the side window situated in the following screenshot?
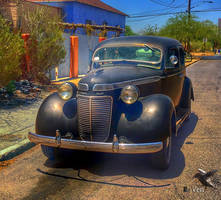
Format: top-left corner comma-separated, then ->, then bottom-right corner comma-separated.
85,20 -> 92,25
179,47 -> 185,66
103,21 -> 108,26
167,48 -> 179,68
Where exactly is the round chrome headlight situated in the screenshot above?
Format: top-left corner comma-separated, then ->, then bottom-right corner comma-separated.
58,83 -> 73,100
120,85 -> 139,104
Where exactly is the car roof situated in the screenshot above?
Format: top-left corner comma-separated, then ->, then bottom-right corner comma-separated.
96,36 -> 182,50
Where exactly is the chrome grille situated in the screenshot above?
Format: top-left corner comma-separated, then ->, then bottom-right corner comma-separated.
77,95 -> 113,142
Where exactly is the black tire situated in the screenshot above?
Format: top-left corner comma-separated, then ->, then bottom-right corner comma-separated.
185,88 -> 192,121
150,135 -> 172,170
150,113 -> 174,170
41,145 -> 72,161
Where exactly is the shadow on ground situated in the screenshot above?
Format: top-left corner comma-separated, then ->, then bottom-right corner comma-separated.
39,113 -> 198,182
200,56 -> 221,60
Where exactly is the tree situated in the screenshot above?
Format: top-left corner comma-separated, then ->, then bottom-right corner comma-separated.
141,25 -> 159,36
24,7 -> 66,82
0,15 -> 24,87
125,25 -> 136,36
158,14 -> 198,51
197,20 -> 221,51
153,14 -> 220,52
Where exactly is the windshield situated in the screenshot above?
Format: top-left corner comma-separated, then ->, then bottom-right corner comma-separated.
93,45 -> 162,68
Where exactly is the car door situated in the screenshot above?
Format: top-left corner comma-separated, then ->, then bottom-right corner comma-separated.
162,46 -> 185,107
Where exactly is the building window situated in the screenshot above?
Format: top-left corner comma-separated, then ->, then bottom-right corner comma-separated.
103,21 -> 108,26
85,20 -> 92,25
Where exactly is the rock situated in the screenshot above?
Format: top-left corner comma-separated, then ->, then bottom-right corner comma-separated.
0,88 -> 7,95
14,81 -> 21,89
14,90 -> 22,96
22,89 -> 30,94
21,80 -> 30,86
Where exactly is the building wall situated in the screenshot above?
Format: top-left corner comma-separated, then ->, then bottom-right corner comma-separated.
50,33 -> 99,79
0,0 -> 62,31
76,34 -> 99,75
0,1 -> 19,28
73,2 -> 125,37
37,1 -> 126,79
19,1 -> 62,33
37,1 -> 126,37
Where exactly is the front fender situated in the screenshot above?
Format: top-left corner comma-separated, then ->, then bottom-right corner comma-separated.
36,93 -> 78,137
117,94 -> 175,143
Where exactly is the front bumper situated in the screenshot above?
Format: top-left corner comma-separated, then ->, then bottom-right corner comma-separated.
28,132 -> 163,154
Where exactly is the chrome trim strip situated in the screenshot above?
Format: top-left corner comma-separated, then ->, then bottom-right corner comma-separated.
93,76 -> 161,91
78,83 -> 89,91
28,132 -> 163,154
164,69 -> 185,78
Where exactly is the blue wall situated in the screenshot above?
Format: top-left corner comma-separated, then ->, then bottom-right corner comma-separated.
38,1 -> 125,37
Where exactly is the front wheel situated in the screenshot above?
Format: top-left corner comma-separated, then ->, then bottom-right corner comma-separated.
41,145 -> 73,161
150,136 -> 172,170
186,91 -> 192,121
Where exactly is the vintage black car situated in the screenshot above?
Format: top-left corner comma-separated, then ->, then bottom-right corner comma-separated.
28,36 -> 194,169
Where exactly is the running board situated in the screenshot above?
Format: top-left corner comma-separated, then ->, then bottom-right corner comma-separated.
175,108 -> 190,136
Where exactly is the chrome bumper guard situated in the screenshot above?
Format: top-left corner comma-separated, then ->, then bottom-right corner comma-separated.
28,132 -> 163,154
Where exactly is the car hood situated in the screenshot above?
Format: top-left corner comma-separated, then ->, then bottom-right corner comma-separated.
79,66 -> 163,91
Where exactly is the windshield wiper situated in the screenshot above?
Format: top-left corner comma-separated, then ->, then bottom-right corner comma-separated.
144,44 -> 155,51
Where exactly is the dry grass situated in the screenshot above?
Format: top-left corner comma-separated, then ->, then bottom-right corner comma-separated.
191,52 -> 215,57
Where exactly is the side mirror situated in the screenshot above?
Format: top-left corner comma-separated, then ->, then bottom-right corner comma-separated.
164,55 -> 179,72
170,55 -> 178,65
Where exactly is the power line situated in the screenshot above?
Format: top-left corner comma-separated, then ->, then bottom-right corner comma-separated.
128,8 -> 221,19
129,1 -> 187,17
129,3 -> 186,16
129,0 -> 218,18
149,0 -> 177,8
127,9 -> 221,22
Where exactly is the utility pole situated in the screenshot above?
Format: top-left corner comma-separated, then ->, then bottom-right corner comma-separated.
187,0 -> 191,53
188,0 -> 191,17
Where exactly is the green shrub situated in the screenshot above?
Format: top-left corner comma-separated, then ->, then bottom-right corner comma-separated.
191,41 -> 203,52
191,40 -> 213,52
5,80 -> 16,94
0,16 -> 24,87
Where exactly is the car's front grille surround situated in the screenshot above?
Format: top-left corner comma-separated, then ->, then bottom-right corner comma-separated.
77,95 -> 113,142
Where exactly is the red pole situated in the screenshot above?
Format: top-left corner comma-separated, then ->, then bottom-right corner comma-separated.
21,33 -> 30,73
70,36 -> 79,78
99,36 -> 106,43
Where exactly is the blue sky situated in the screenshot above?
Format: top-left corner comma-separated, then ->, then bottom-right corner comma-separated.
102,0 -> 221,33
